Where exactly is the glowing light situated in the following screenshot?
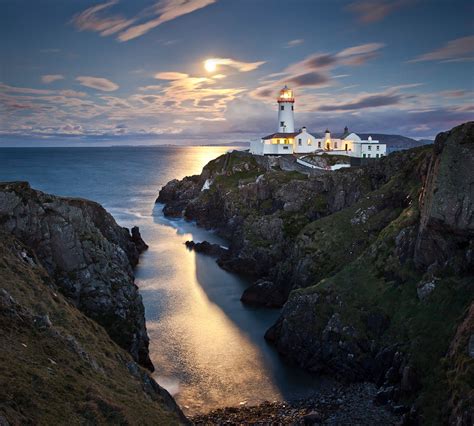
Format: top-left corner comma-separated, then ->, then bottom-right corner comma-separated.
204,59 -> 217,72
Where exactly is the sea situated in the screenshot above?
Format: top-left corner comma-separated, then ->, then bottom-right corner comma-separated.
0,146 -> 325,416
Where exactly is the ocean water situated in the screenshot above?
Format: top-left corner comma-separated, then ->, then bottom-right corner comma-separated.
0,146 -> 325,415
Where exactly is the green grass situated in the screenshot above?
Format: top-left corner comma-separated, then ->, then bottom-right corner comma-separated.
0,234 -> 183,425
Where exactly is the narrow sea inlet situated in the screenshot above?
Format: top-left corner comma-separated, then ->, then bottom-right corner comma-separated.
0,146 -> 323,416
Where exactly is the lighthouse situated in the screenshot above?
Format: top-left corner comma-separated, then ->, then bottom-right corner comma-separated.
277,85 -> 295,133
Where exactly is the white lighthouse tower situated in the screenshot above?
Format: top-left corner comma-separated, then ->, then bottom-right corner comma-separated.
277,85 -> 295,133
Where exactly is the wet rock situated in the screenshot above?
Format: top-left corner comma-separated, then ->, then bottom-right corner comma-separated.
131,226 -> 148,253
184,240 -> 228,257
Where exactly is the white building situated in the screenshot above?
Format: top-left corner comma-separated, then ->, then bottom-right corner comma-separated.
250,86 -> 387,159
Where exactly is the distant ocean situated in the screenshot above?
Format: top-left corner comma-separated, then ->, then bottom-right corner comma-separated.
0,146 -> 325,415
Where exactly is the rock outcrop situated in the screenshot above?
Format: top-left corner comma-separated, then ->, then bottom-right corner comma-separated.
0,232 -> 187,424
0,182 -> 153,370
157,122 -> 474,424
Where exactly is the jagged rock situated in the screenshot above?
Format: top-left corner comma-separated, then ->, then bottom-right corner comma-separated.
415,122 -> 474,273
0,182 -> 153,371
184,240 -> 228,257
0,233 -> 186,424
131,226 -> 149,253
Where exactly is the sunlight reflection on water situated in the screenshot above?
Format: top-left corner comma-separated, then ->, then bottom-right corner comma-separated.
0,146 -> 325,416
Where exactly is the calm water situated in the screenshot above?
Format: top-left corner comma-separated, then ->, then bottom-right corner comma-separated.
0,146 -> 325,415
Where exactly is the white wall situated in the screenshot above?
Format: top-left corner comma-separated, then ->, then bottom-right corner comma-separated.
294,130 -> 318,153
277,101 -> 295,132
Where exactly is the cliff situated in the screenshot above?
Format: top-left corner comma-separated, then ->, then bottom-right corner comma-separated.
0,182 -> 152,370
157,122 -> 473,424
0,232 -> 186,424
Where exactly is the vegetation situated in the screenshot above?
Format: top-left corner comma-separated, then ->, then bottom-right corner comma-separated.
0,233 -> 182,425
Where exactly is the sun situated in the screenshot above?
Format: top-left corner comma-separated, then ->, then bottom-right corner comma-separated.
204,59 -> 217,73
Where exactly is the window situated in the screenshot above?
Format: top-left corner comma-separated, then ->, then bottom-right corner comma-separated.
307,138 -> 312,145
280,121 -> 284,127
318,141 -> 321,148
363,154 -> 366,158
376,154 -> 379,158
280,105 -> 284,111
283,146 -> 289,150
291,105 -> 294,110
334,142 -> 338,149
298,138 -> 302,146
368,153 -> 371,158
345,143 -> 348,151
376,145 -> 379,150
368,145 -> 372,150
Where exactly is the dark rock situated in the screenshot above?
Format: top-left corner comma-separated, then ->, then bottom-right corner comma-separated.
184,240 -> 228,257
414,122 -> 474,273
374,386 -> 395,405
303,410 -> 322,424
400,366 -> 419,394
131,226 -> 148,253
240,279 -> 287,308
0,182 -> 153,371
33,314 -> 52,330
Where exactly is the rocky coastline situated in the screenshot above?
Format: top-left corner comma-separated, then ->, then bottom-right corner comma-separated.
157,122 -> 474,424
0,182 -> 187,424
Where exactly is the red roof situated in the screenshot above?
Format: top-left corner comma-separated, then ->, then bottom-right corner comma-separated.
262,132 -> 300,140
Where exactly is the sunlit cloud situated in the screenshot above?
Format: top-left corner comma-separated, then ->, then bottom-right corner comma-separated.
155,72 -> 189,80
41,74 -> 64,84
346,0 -> 410,23
118,0 -> 218,41
284,39 -> 304,48
203,58 -> 266,73
409,35 -> 474,63
71,0 -> 218,42
71,0 -> 135,37
76,76 -> 119,91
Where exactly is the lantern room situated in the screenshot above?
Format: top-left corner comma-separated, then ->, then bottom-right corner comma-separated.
277,85 -> 294,103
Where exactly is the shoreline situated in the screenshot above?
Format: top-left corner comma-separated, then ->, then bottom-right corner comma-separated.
191,382 -> 401,425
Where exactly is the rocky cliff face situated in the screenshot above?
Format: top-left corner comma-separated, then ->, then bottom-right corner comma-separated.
0,232 -> 186,425
157,122 -> 473,424
0,182 -> 153,370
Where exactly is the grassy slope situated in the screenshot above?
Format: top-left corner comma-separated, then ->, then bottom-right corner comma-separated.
0,233 -> 182,425
292,190 -> 473,423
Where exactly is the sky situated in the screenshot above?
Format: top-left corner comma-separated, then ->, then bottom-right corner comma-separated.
0,0 -> 473,146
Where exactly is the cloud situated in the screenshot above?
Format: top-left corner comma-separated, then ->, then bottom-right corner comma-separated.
204,58 -> 265,72
317,92 -> 401,111
76,76 -> 119,91
346,0 -> 410,23
118,0 -> 218,42
41,74 -> 64,84
154,72 -> 189,80
409,35 -> 474,63
253,43 -> 384,99
71,0 -> 135,36
284,39 -> 304,48
288,72 -> 330,87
